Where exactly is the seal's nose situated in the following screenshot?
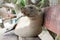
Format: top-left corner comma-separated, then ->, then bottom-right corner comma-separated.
29,6 -> 33,9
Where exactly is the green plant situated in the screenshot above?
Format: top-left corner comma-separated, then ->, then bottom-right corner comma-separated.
16,0 -> 26,7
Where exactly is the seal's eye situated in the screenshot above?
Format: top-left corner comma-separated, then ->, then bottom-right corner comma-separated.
29,7 -> 33,9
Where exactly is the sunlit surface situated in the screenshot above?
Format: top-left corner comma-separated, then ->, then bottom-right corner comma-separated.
15,16 -> 30,29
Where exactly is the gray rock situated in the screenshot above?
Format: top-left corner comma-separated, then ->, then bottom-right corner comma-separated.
0,31 -> 18,40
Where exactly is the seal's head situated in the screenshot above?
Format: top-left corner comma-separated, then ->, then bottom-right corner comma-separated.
21,5 -> 42,17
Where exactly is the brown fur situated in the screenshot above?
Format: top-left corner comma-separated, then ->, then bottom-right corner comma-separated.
14,5 -> 43,37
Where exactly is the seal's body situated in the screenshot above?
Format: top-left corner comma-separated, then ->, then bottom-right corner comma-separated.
14,5 -> 43,37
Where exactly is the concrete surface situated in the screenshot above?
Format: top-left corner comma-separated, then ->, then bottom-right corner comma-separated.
39,30 -> 54,40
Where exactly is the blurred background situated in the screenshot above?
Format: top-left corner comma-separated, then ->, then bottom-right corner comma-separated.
0,0 -> 60,40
